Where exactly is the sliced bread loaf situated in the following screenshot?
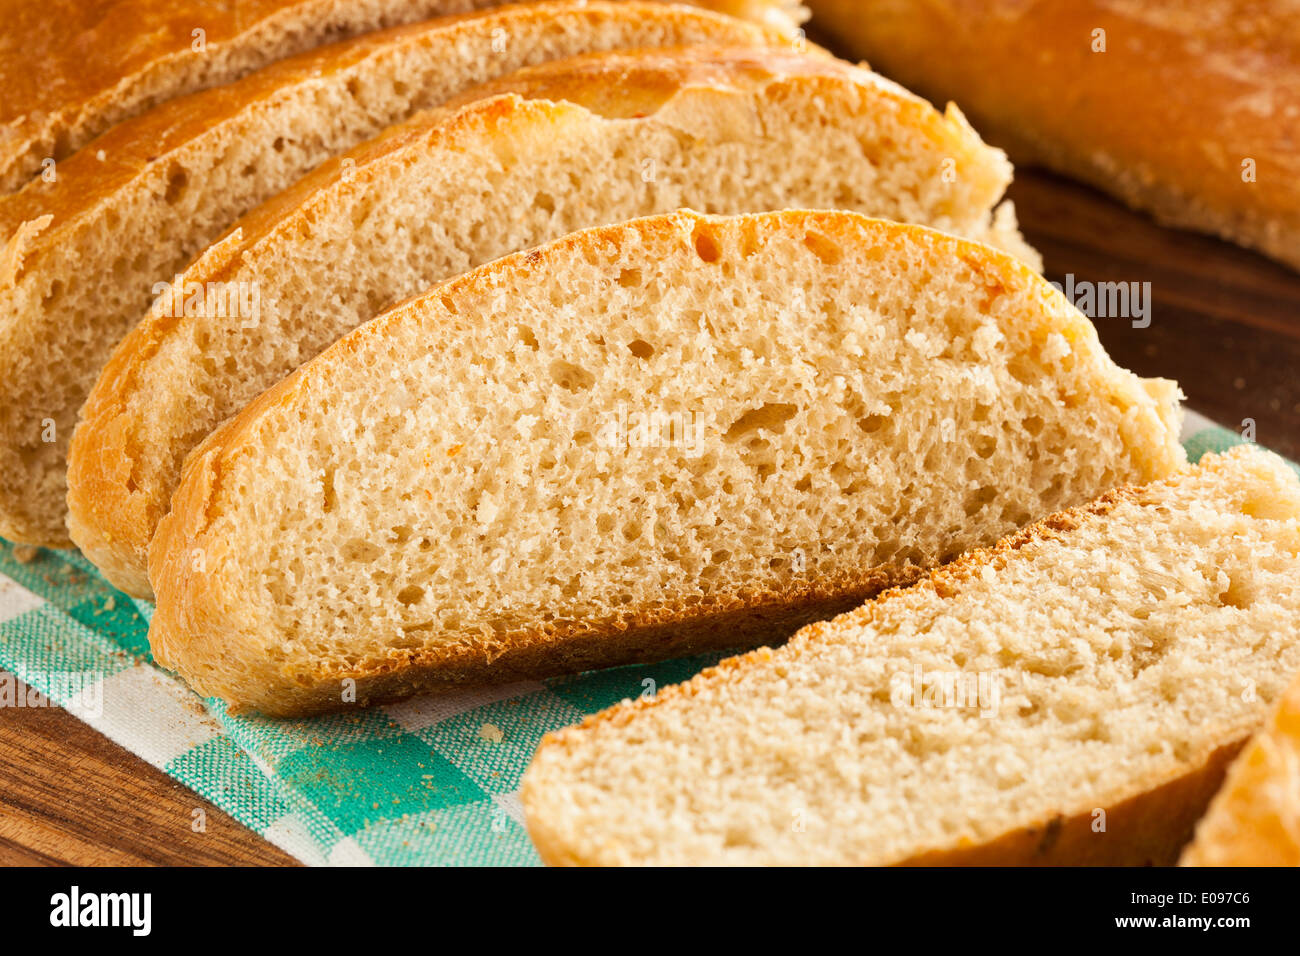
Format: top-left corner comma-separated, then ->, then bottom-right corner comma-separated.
1181,668 -> 1300,866
521,445 -> 1300,866
146,209 -> 1183,716
0,2 -> 789,549
0,0 -> 801,193
69,45 -> 1038,596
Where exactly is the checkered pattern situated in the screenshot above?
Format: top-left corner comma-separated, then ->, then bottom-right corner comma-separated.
0,411 -> 1290,865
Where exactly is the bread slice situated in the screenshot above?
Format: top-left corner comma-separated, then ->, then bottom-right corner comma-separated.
69,45 -> 1039,597
0,0 -> 802,193
0,4 -> 790,550
806,0 -> 1300,271
145,209 -> 1182,717
521,445 -> 1300,866
1181,668 -> 1300,866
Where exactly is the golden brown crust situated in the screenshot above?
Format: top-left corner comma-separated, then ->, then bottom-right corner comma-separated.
436,42 -> 854,117
522,449 -> 1275,865
0,3 -> 790,245
896,742 -> 1246,866
1181,669 -> 1300,866
209,575 -> 916,718
145,209 -> 1081,716
0,0 -> 801,193
808,0 -> 1300,270
528,741 -> 1247,866
68,43 -> 1000,598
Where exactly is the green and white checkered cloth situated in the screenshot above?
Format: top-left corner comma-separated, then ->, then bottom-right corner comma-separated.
0,410 -> 1289,865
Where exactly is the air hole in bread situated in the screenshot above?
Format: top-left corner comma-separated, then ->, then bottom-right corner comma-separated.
627,338 -> 655,359
549,359 -> 595,393
321,468 -> 337,513
163,164 -> 189,206
1007,354 -> 1038,385
802,231 -> 842,265
964,485 -> 998,516
341,538 -> 382,562
618,269 -> 642,289
724,403 -> 798,442
692,226 -> 721,263
1218,572 -> 1255,609
396,584 -> 424,606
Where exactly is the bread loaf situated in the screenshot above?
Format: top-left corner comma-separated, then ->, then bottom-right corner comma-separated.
522,446 -> 1300,865
0,2 -> 788,549
1181,668 -> 1300,866
807,0 -> 1300,270
69,45 -> 1038,597
146,209 -> 1182,716
0,0 -> 802,193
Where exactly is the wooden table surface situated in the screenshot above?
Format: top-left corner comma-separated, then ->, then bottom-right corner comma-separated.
1,165 -> 1297,866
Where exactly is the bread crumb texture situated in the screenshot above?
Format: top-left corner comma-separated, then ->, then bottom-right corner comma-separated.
71,42 -> 1028,595
522,445 -> 1300,865
147,210 -> 1182,717
7,3 -> 786,549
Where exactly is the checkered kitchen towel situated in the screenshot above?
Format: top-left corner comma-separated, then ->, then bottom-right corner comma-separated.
0,410 -> 1291,865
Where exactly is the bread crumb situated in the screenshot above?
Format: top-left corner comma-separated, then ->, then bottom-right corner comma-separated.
1043,332 -> 1072,362
480,723 -> 504,744
12,545 -> 38,564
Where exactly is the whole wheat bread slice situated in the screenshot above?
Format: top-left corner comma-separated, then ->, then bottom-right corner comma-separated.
522,445 -> 1300,866
1181,666 -> 1300,866
0,2 -> 790,549
69,45 -> 1038,596
146,209 -> 1182,717
0,0 -> 802,193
